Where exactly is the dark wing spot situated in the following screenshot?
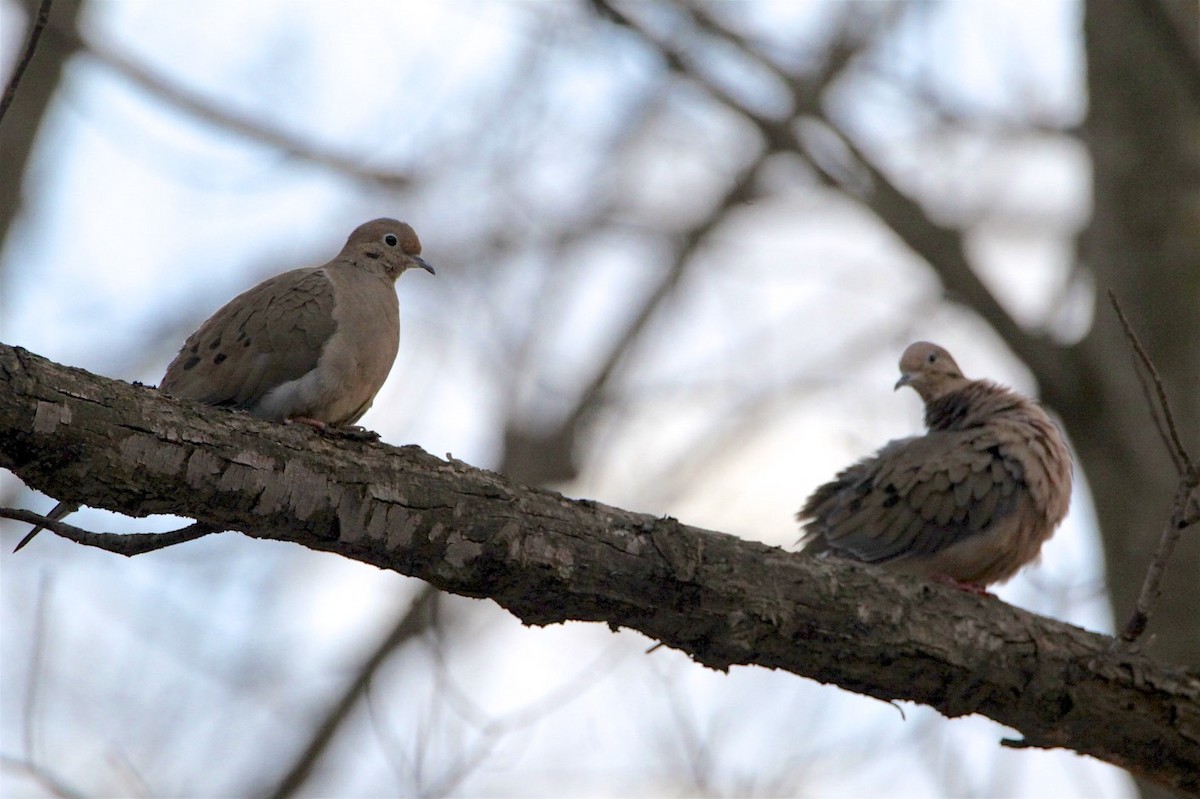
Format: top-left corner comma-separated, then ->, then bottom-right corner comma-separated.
882,494 -> 900,508
213,352 -> 227,365
182,355 -> 201,371
207,337 -> 222,350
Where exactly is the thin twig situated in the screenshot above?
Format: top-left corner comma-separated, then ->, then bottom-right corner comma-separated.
1106,291 -> 1198,648
1130,343 -> 1184,473
1108,289 -> 1194,474
12,500 -> 77,552
1117,494 -> 1193,647
0,0 -> 55,126
0,508 -> 215,556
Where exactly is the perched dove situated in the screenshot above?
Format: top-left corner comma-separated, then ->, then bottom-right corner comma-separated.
797,342 -> 1072,590
15,218 -> 433,551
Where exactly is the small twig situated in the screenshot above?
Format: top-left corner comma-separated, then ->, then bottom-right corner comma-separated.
1105,291 -> 1198,649
1108,290 -> 1194,474
0,508 -> 215,556
1130,345 -> 1183,473
0,0 -> 55,126
11,500 -> 78,552
1117,483 -> 1197,648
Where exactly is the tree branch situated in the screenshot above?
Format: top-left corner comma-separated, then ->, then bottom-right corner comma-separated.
0,0 -> 54,126
0,508 -> 214,555
1,342 -> 1198,794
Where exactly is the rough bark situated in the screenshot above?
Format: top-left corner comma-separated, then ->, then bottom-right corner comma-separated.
2,343 -> 1198,795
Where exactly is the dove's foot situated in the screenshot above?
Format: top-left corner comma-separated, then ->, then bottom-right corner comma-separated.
932,574 -> 995,596
287,417 -> 380,442
330,425 -> 381,442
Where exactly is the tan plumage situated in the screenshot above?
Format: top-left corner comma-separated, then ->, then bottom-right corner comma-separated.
15,218 -> 433,551
797,342 -> 1072,589
160,217 -> 433,425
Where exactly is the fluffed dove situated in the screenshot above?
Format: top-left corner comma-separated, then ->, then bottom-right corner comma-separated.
15,218 -> 434,551
797,341 -> 1072,590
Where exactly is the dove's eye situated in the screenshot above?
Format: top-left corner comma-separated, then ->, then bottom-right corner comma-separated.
927,353 -> 937,364
384,234 -> 399,247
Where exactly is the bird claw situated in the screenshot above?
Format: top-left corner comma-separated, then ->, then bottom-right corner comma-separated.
285,418 -> 380,442
932,574 -> 995,596
332,426 -> 381,442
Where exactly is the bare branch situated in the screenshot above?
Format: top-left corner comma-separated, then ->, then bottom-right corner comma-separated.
0,0 -> 54,126
1106,291 -> 1198,650
1117,485 -> 1199,649
1107,290 -> 1194,474
0,508 -> 215,555
2,343 -> 1199,792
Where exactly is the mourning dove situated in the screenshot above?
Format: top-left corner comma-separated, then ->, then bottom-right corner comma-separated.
797,342 -> 1072,590
15,218 -> 433,551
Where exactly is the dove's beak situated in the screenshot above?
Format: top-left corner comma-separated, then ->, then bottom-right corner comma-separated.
412,256 -> 435,275
895,373 -> 912,391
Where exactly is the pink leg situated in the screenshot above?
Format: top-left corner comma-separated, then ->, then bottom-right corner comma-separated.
932,574 -> 995,597
286,417 -> 379,442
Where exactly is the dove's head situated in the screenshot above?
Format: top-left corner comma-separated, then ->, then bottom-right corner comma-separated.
895,341 -> 968,403
344,218 -> 436,280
